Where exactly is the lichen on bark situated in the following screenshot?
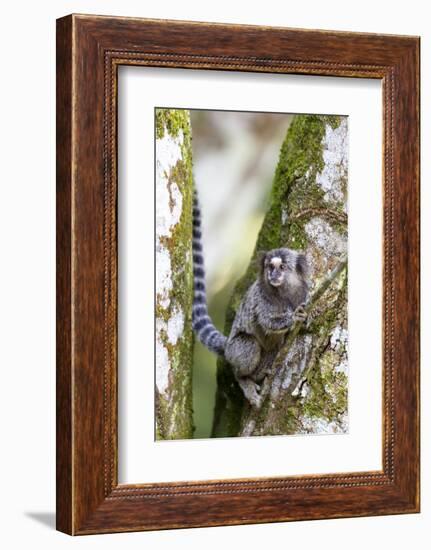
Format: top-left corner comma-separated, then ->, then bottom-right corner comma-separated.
155,108 -> 194,440
212,114 -> 349,438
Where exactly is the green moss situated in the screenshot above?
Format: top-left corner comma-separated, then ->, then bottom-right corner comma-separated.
302,354 -> 348,423
155,108 -> 194,440
298,274 -> 347,425
286,221 -> 308,249
307,272 -> 347,335
156,108 -> 192,141
166,347 -> 194,438
254,396 -> 299,436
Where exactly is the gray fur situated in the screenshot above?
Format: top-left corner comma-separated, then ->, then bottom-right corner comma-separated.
191,190 -> 227,355
192,191 -> 309,408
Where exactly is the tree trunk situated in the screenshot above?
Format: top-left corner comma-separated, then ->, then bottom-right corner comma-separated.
155,109 -> 194,440
212,114 -> 348,438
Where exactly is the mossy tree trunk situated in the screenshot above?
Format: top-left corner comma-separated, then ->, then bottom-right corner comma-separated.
155,109 -> 194,440
212,115 -> 348,438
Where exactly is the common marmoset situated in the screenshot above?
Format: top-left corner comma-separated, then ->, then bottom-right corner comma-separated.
192,190 -> 309,408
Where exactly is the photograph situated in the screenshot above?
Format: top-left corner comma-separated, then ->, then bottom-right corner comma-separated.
155,108 -> 348,440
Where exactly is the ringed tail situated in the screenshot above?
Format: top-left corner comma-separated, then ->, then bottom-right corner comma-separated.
192,189 -> 227,356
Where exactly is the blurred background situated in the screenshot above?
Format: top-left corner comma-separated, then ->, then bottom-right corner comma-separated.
190,109 -> 293,438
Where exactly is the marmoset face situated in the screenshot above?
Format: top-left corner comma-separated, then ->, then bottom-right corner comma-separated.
262,248 -> 306,289
266,256 -> 287,287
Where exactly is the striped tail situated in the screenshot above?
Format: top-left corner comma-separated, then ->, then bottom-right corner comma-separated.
192,190 -> 227,356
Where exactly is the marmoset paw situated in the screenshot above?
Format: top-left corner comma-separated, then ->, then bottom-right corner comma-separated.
249,393 -> 263,410
244,383 -> 263,409
293,305 -> 307,323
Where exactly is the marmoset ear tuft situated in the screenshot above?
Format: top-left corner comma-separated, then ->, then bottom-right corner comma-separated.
255,250 -> 267,275
296,253 -> 308,276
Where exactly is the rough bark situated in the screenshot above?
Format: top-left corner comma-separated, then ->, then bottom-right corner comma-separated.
155,109 -> 194,440
212,114 -> 348,438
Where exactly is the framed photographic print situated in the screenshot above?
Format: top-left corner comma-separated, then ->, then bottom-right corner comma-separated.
56,14 -> 420,535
